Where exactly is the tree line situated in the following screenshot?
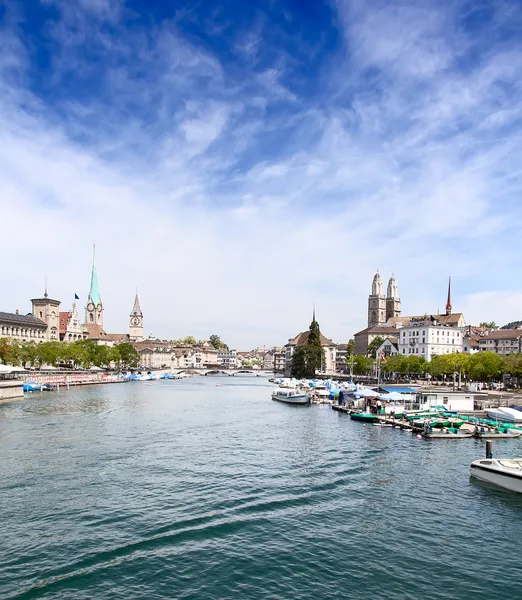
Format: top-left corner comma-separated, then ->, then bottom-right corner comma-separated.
0,338 -> 140,370
346,349 -> 522,385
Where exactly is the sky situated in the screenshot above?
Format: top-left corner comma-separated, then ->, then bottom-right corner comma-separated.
1,0 -> 522,348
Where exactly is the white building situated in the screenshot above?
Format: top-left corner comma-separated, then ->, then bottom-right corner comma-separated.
377,336 -> 399,358
398,317 -> 463,361
217,348 -> 238,368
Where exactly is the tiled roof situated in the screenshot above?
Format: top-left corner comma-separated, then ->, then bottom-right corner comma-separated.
354,326 -> 400,336
479,329 -> 522,340
0,311 -> 47,328
464,338 -> 480,348
85,324 -> 109,339
59,311 -> 71,334
287,330 -> 335,346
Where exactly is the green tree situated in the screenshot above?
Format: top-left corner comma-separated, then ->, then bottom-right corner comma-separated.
346,339 -> 355,358
480,322 -> 498,330
181,336 -> 197,346
116,343 -> 140,368
36,342 -> 62,367
19,341 -> 38,368
381,354 -> 406,374
290,346 -> 308,378
209,335 -> 228,350
306,318 -> 324,374
367,336 -> 385,358
353,355 -> 373,375
502,354 -> 522,388
0,338 -> 18,365
468,352 -> 505,382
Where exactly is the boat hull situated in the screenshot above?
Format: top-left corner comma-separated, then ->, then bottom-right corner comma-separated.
473,432 -> 522,439
421,432 -> 473,439
272,394 -> 310,405
350,413 -> 379,423
470,462 -> 522,493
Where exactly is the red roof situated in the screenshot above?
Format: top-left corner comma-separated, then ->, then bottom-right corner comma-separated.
59,311 -> 71,335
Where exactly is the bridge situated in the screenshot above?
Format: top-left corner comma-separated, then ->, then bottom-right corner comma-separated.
174,368 -> 275,377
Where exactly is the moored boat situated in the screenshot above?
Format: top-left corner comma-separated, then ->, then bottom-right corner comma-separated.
473,428 -> 522,439
470,458 -> 522,493
271,389 -> 310,405
421,427 -> 473,439
350,412 -> 379,423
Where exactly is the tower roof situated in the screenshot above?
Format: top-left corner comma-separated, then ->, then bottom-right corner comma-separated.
131,290 -> 142,316
445,276 -> 452,316
88,245 -> 101,306
373,269 -> 382,281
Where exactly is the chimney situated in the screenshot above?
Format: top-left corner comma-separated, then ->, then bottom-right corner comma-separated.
15,309 -> 19,315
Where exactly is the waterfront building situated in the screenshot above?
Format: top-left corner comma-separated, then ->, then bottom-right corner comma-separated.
335,344 -> 348,374
273,350 -> 286,373
462,336 -> 480,354
397,316 -> 464,360
354,325 -> 401,356
478,329 -> 522,355
31,291 -> 60,341
376,336 -> 399,358
129,291 -> 144,342
284,331 -> 337,376
217,348 -> 238,368
0,310 -> 47,342
60,298 -> 88,342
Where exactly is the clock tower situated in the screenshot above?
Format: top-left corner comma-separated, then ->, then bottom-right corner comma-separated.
85,245 -> 103,328
129,290 -> 144,342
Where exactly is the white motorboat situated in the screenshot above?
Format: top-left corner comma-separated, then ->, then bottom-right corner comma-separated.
470,458 -> 522,493
272,389 -> 310,405
486,407 -> 522,424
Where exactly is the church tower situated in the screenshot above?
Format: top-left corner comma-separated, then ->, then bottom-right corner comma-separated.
129,290 -> 144,342
85,245 -> 103,328
31,283 -> 61,341
368,270 -> 386,327
386,273 -> 401,322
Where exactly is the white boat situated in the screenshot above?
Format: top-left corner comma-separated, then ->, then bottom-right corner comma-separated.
470,458 -> 522,493
486,407 -> 522,423
272,389 -> 310,405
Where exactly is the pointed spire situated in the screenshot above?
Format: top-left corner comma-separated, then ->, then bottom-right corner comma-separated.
312,302 -> 316,323
44,276 -> 48,299
88,244 -> 101,306
132,288 -> 142,316
445,276 -> 452,316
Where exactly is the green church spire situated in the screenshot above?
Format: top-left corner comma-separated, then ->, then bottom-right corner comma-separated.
88,245 -> 101,306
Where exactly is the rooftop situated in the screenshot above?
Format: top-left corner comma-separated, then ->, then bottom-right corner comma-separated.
287,330 -> 335,346
0,311 -> 47,328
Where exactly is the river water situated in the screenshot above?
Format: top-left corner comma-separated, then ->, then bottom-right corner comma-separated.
1,377 -> 521,599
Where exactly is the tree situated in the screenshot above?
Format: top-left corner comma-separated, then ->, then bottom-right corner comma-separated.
381,354 -> 406,374
0,338 -> 18,365
468,352 -> 505,382
306,318 -> 324,374
209,334 -> 228,350
480,322 -> 498,330
290,346 -> 308,378
353,355 -> 372,375
181,336 -> 197,346
346,339 -> 355,358
502,354 -> 522,388
116,343 -> 140,368
368,336 -> 385,358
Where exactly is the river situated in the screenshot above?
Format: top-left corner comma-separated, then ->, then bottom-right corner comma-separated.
1,376 -> 521,599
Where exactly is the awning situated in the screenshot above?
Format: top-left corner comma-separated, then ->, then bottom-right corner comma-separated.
379,386 -> 417,394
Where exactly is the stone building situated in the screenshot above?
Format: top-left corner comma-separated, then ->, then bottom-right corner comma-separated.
0,310 -> 48,343
31,292 -> 61,341
284,319 -> 337,376
368,271 -> 401,328
129,292 -> 144,342
60,298 -> 88,342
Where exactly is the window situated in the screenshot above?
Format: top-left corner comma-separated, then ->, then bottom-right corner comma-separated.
39,311 -> 43,318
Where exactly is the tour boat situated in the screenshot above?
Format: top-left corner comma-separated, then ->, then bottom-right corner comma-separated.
470,458 -> 522,493
271,389 -> 310,405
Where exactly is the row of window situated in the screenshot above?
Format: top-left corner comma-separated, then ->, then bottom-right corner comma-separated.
1,326 -> 45,338
403,329 -> 460,337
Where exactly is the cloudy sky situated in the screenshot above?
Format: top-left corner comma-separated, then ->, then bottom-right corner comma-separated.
1,0 -> 522,348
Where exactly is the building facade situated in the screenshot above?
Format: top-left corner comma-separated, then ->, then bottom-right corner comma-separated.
0,311 -> 48,342
284,329 -> 337,376
398,317 -> 464,361
478,330 -> 522,355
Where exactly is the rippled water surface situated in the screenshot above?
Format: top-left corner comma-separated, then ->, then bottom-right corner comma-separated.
1,377 -> 522,599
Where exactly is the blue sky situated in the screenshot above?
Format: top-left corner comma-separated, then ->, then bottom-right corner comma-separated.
1,0 -> 522,347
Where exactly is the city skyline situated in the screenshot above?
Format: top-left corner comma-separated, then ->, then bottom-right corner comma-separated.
1,1 -> 522,347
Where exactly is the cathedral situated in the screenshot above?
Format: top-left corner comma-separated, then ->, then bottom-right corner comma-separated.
367,270 -> 401,327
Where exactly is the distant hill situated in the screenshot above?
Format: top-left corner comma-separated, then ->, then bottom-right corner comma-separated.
501,321 -> 522,330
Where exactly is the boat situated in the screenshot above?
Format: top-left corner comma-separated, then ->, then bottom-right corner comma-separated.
421,427 -> 473,439
350,412 -> 379,423
473,428 -> 522,439
271,389 -> 310,405
486,407 -> 522,424
470,458 -> 522,493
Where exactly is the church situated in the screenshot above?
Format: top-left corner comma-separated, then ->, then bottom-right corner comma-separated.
0,247 -> 144,347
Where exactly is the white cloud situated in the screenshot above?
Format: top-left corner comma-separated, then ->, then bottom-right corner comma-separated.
0,1 -> 522,348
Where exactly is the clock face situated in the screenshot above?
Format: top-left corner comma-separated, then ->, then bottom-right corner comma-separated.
51,311 -> 56,319
132,317 -> 140,326
87,302 -> 95,311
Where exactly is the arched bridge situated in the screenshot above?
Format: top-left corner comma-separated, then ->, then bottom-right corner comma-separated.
175,368 -> 273,377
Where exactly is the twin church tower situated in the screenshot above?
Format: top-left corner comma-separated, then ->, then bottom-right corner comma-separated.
84,246 -> 144,342
368,270 -> 401,327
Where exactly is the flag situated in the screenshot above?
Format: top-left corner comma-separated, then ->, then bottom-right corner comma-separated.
75,293 -> 80,299
379,351 -> 387,364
